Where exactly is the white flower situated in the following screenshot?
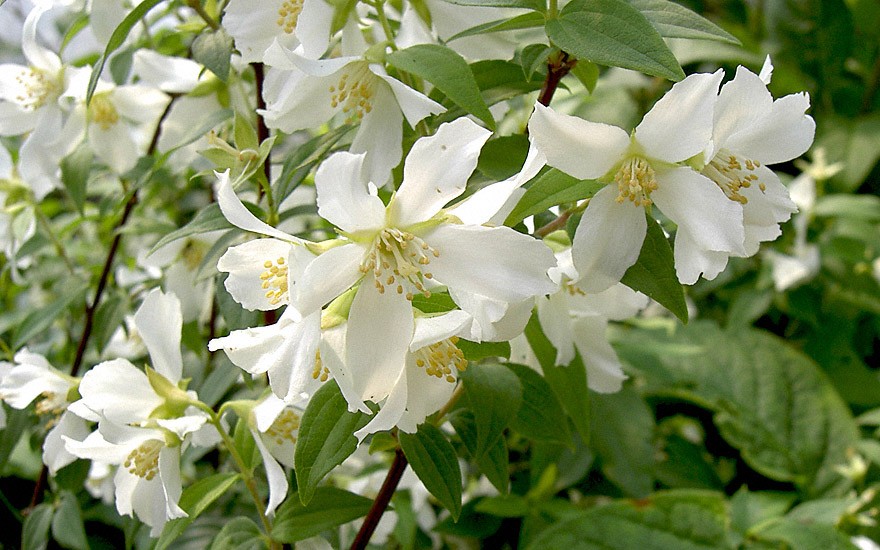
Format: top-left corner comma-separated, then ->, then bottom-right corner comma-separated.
260,39 -> 445,186
223,0 -> 334,63
64,289 -> 215,536
536,248 -> 648,393
0,348 -> 90,474
249,394 -> 304,516
682,59 -> 815,283
528,70 -> 746,291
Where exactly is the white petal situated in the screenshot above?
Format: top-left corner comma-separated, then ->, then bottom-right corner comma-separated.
254,394 -> 287,432
354,367 -> 408,440
396,359 -> 455,434
345,281 -> 413,403
253,430 -> 288,516
349,85 -> 404,188
89,120 -> 139,174
571,186 -> 646,293
726,93 -> 815,165
296,0 -> 334,58
636,70 -> 722,163
374,66 -> 445,127
217,239 -> 295,311
62,429 -> 130,464
410,311 -> 472,351
423,224 -> 557,302
391,118 -> 491,227
44,412 -> 90,474
77,359 -> 162,425
134,289 -> 183,382
652,167 -> 745,255
449,291 -> 534,342
155,415 -> 208,439
314,152 -> 386,232
571,316 -> 627,393
265,312 -> 322,402
319,324 -> 371,414
158,447 -> 187,525
758,56 -> 774,84
132,50 -> 202,93
536,293 -> 576,366
528,103 -> 630,179
712,66 -> 773,155
292,243 -> 364,315
673,231 -> 730,284
215,170 -> 301,242
569,283 -> 648,320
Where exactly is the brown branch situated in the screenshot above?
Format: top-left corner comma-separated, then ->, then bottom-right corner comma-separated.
251,62 -> 272,187
537,51 -> 577,107
350,448 -> 409,550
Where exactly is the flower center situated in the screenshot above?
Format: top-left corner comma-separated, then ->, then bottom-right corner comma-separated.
702,149 -> 763,204
311,350 -> 330,382
564,281 -> 585,296
329,62 -> 377,120
265,409 -> 301,446
124,439 -> 162,480
414,337 -> 467,384
89,95 -> 120,130
276,0 -> 303,33
260,256 -> 289,306
14,67 -> 59,111
360,228 -> 438,301
613,157 -> 657,207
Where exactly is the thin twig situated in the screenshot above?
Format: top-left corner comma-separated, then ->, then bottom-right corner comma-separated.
350,448 -> 409,550
537,51 -> 577,107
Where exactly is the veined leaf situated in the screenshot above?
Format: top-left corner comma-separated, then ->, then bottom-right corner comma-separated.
387,44 -> 495,129
441,0 -> 546,10
460,363 -> 523,460
451,410 -> 510,493
506,363 -> 572,446
628,0 -> 739,44
272,487 -> 373,543
505,168 -> 603,226
448,12 -> 546,42
399,424 -> 463,520
156,473 -> 241,550
546,0 -> 684,81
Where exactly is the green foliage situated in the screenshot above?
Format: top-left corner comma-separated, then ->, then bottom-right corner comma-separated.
505,168 -> 603,226
192,28 -> 233,81
272,487 -> 373,542
294,380 -> 372,505
399,424 -> 463,521
460,363 -> 523,460
546,0 -> 685,81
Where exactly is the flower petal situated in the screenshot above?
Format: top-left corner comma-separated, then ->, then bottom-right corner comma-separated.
571,186 -> 646,293
316,151 -> 386,232
390,118 -> 491,227
396,359 -> 456,433
528,103 -> 629,179
353,367 -> 408,440
292,243 -> 364,315
373,65 -> 445,128
410,311 -> 472,351
215,170 -> 301,242
345,281 -> 413,403
571,316 -> 627,393
635,70 -> 723,163
536,292 -> 576,366
217,238 -> 295,311
77,359 -> 163,425
652,167 -> 745,255
253,430 -> 288,516
673,230 -> 730,284
296,0 -> 334,58
423,224 -> 556,302
349,85 -> 404,188
727,93 -> 815,165
134,289 -> 183,382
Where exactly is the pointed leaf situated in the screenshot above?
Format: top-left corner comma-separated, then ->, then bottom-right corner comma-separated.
546,0 -> 684,81
628,0 -> 740,44
506,363 -> 572,445
399,423 -> 462,521
620,213 -> 688,322
209,517 -> 266,550
387,44 -> 495,129
192,28 -> 233,81
51,491 -> 88,550
294,380 -> 372,505
505,169 -> 603,226
22,503 -> 53,550
156,473 -> 241,550
460,363 -> 522,460
272,487 -> 373,543
451,410 -> 509,493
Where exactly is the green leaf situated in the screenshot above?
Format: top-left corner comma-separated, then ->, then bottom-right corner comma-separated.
620,214 -> 688,322
274,125 -> 352,203
441,0 -> 545,9
590,386 -> 655,497
505,169 -> 604,226
729,488 -> 795,536
526,490 -> 731,549
476,134 -> 530,181
475,494 -> 531,517
234,111 -> 259,151
156,472 -> 241,550
51,491 -> 88,550
813,194 -> 880,221
92,290 -> 127,353
627,0 -> 739,44
295,380 -> 372,505
387,44 -> 495,129
150,202 -> 262,255
22,503 -> 53,550
14,283 -> 87,349
751,518 -> 858,550
570,60 -> 600,92
399,423 -> 463,521
524,314 -> 591,442
272,487 -> 373,543
60,144 -> 93,214
451,410 -> 510,493
506,363 -> 571,445
86,0 -> 165,103
460,363 -> 522,459
192,28 -> 233,81
448,12 -> 546,42
457,339 -> 511,361
160,108 -> 234,157
232,416 -> 260,471
546,0 -> 684,81
209,517 -> 266,550
622,321 -> 860,497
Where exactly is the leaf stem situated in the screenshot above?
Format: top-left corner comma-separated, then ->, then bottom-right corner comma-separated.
349,448 -> 409,550
187,0 -> 220,30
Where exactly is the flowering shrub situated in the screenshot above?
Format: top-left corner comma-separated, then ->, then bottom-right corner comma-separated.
0,0 -> 879,548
